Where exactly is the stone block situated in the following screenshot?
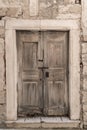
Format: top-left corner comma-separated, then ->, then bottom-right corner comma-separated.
83,104 -> 87,112
22,0 -> 29,6
22,7 -> 29,19
0,53 -> 5,91
83,65 -> 87,75
64,0 -> 69,4
82,0 -> 87,28
82,54 -> 87,66
0,104 -> 5,121
84,112 -> 87,122
59,4 -> 81,14
69,0 -> 75,4
0,7 -> 8,17
0,105 -> 5,114
0,54 -> 4,76
6,6 -> 22,18
29,0 -> 38,16
0,28 -> 5,38
57,0 -> 64,4
0,38 -> 4,54
84,123 -> 87,128
22,0 -> 29,19
0,79 -> 5,91
0,0 -> 23,5
69,4 -> 81,13
39,0 -> 58,19
82,91 -> 87,103
82,0 -> 87,41
82,29 -> 87,42
56,13 -> 80,19
0,6 -> 22,18
82,43 -> 87,54
83,34 -> 87,42
83,75 -> 87,90
6,122 -> 41,128
0,20 -> 4,27
0,91 -> 5,104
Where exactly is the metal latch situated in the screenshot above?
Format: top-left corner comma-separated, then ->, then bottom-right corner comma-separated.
45,72 -> 49,78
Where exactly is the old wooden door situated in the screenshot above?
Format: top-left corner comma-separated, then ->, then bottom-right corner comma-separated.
17,31 -> 69,117
43,31 -> 68,116
17,31 -> 43,117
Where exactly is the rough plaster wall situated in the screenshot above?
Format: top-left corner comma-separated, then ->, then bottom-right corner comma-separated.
0,0 -> 84,128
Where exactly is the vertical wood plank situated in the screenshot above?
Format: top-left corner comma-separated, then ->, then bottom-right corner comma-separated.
17,32 -> 23,112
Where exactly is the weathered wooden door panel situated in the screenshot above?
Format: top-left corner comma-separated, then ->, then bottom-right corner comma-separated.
43,31 -> 68,116
23,42 -> 38,69
17,31 -> 43,117
17,31 -> 69,117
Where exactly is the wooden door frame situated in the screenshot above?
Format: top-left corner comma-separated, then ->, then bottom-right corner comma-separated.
5,19 -> 80,121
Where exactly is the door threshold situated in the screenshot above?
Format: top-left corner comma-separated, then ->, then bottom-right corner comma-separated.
6,117 -> 81,128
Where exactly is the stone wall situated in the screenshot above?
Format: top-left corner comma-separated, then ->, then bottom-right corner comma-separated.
0,0 -> 81,19
0,20 -> 5,121
0,0 -> 87,129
